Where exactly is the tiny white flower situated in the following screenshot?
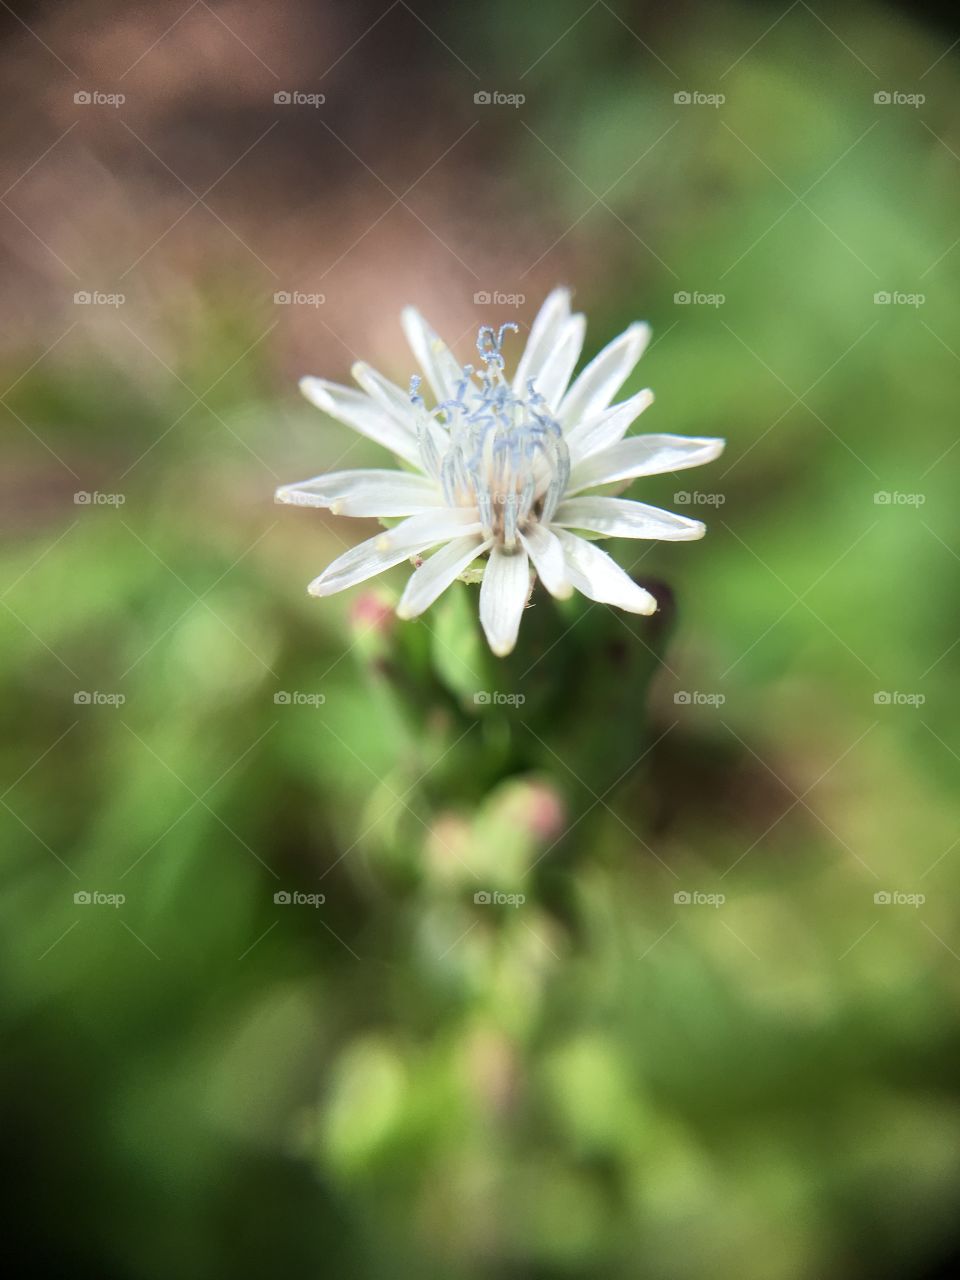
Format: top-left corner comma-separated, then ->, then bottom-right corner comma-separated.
277,288 -> 724,657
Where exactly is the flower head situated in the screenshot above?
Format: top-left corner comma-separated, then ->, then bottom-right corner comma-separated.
277,288 -> 724,656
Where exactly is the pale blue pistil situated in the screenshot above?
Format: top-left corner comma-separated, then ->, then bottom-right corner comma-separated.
409,324 -> 569,549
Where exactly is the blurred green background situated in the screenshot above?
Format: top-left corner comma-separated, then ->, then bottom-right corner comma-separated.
3,1 -> 960,1276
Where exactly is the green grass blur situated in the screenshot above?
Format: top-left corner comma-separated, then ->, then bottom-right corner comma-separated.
3,2 -> 960,1277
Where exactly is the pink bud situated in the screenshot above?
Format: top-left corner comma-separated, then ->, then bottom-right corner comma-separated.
349,590 -> 395,636
504,779 -> 566,842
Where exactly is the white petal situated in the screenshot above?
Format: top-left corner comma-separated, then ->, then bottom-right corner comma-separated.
568,434 -> 726,492
352,360 -> 454,476
375,507 -> 482,553
512,287 -> 572,395
553,496 -> 705,541
308,537 -> 421,598
565,389 -> 655,465
351,361 -> 419,426
553,529 -> 657,615
479,547 -> 531,657
532,314 -> 586,411
519,523 -> 572,599
396,535 -> 492,619
308,509 -> 480,597
300,377 -> 421,467
400,307 -> 463,405
558,322 -> 651,428
354,355 -> 449,482
276,469 -> 443,517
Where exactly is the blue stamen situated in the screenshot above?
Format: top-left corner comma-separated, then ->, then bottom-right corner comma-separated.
411,321 -> 569,548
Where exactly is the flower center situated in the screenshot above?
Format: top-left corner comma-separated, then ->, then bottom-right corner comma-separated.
410,324 -> 569,551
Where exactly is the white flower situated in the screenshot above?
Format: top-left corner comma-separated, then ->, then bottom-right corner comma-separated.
277,288 -> 724,657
